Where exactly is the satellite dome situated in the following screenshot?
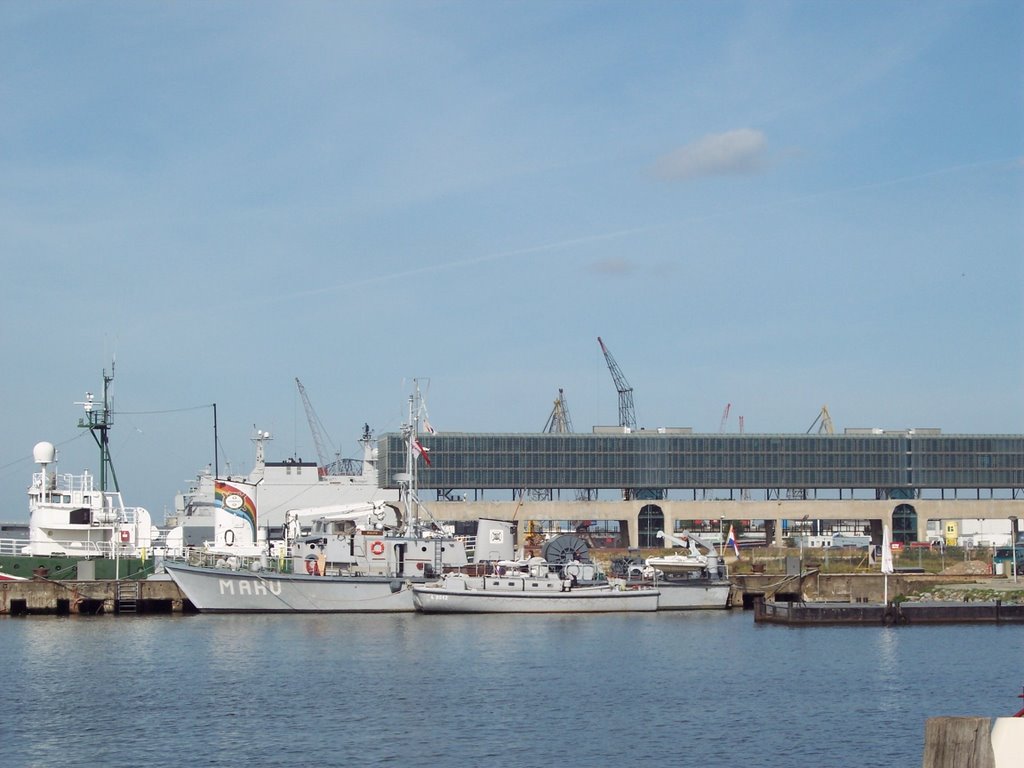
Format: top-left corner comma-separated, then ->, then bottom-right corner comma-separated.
33,441 -> 56,464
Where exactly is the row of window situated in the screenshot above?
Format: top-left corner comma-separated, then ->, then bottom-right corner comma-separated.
420,453 -> 905,470
379,435 -> 1024,490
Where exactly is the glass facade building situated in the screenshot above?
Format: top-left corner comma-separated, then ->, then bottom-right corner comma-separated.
378,433 -> 1024,494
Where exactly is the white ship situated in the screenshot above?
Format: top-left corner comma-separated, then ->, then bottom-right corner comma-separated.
164,423 -> 398,555
0,367 -> 159,581
164,383 -> 516,612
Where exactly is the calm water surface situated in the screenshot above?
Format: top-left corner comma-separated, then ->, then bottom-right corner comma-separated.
1,611 -> 1020,767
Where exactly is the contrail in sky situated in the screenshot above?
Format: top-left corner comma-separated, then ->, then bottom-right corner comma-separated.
274,155 -> 1017,303
281,225 -> 651,301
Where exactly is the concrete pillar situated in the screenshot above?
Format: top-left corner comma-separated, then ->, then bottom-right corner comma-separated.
626,511 -> 639,549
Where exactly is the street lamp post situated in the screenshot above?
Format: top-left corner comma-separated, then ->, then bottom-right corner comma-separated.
1011,516 -> 1018,584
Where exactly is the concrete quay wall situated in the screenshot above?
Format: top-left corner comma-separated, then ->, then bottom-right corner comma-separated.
731,572 -> 1011,605
0,578 -> 187,616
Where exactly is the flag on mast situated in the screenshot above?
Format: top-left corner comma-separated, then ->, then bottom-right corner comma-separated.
423,418 -> 436,435
726,525 -> 740,556
412,438 -> 431,466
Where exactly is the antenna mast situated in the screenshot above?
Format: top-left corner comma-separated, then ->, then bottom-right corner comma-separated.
77,364 -> 119,492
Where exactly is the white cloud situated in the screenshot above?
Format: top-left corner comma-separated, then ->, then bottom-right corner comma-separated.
653,128 -> 769,180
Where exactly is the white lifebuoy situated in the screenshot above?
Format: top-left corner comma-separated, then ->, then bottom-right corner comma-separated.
370,541 -> 385,556
224,530 -> 235,547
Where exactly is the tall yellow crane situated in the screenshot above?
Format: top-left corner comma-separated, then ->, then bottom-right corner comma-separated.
807,405 -> 835,434
542,388 -> 574,434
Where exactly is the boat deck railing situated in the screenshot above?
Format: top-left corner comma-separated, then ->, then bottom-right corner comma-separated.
166,549 -> 298,574
0,537 -> 27,556
0,536 -> 162,560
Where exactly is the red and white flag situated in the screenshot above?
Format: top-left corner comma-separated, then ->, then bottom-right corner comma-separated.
423,418 -> 436,435
726,525 -> 740,556
412,438 -> 431,466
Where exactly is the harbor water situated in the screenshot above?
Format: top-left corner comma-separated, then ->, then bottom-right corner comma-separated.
2,611 -> 1020,767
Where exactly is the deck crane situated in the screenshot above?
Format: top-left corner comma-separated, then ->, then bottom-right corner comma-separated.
597,336 -> 636,430
295,377 -> 338,476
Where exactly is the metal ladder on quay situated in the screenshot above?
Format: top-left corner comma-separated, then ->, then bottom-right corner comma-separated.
116,579 -> 140,614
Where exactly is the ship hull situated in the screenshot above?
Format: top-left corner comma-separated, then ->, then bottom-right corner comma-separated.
651,580 -> 731,610
412,585 -> 660,614
0,554 -> 152,581
164,562 -> 417,612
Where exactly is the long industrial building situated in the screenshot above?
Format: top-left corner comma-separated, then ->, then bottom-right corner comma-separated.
378,429 -> 1024,549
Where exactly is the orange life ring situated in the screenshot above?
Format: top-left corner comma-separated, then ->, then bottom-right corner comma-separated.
371,541 -> 385,556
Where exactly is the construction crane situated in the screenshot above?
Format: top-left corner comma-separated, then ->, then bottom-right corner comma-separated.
543,388 -> 574,434
597,337 -> 662,503
807,405 -> 835,435
295,377 -> 338,475
597,336 -> 636,430
719,403 -> 732,433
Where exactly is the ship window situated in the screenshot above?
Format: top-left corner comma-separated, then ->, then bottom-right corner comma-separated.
69,507 -> 91,525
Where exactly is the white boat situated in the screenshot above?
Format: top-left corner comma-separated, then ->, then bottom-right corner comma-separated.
617,531 -> 732,610
164,384 -> 515,613
412,557 -> 660,614
0,367 -> 161,581
644,530 -> 711,575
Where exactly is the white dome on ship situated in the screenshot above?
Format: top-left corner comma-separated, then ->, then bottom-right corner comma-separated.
33,441 -> 56,464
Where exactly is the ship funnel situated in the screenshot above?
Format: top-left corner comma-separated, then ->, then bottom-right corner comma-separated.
33,441 -> 56,465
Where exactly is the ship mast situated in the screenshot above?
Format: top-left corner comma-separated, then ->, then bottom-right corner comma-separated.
402,386 -> 418,534
76,364 -> 119,493
399,380 -> 430,535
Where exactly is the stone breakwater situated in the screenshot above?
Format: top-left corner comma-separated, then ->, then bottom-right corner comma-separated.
904,584 -> 1024,605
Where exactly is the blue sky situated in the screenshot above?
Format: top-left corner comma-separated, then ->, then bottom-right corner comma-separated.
1,1 -> 1022,519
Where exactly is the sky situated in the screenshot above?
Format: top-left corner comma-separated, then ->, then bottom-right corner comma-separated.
1,1 -> 1022,520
